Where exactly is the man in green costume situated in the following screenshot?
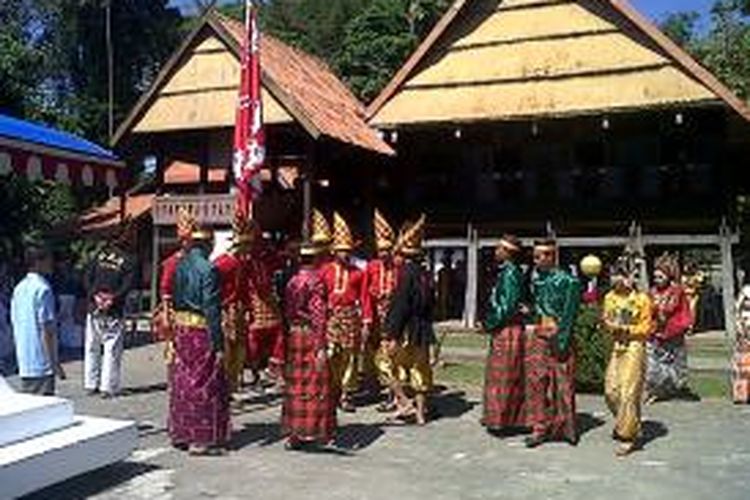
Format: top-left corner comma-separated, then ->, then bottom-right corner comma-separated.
525,239 -> 581,448
481,234 -> 526,433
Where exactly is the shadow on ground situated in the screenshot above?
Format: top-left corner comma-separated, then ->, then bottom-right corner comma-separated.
336,423 -> 386,451
641,420 -> 669,448
577,412 -> 606,437
431,390 -> 478,421
120,382 -> 168,397
20,461 -> 160,500
230,422 -> 285,449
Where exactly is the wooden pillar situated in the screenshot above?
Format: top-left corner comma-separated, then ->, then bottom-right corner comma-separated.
302,139 -> 316,241
150,225 -> 160,315
720,220 -> 737,341
464,224 -> 479,329
630,221 -> 649,291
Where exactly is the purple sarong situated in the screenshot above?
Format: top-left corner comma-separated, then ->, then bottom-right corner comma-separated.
168,324 -> 230,447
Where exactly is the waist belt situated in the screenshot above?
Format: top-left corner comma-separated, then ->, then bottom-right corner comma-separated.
173,311 -> 207,328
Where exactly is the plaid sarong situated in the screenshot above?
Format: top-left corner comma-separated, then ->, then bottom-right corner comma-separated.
524,333 -> 577,442
282,324 -> 336,444
482,323 -> 526,429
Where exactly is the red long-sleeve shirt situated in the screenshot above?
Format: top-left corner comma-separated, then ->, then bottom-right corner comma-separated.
320,260 -> 366,311
363,258 -> 398,325
159,250 -> 184,299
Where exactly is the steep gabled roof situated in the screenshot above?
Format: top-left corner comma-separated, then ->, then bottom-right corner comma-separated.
114,10 -> 392,155
368,0 -> 750,126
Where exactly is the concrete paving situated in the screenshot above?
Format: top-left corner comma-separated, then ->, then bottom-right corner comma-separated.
8,342 -> 750,500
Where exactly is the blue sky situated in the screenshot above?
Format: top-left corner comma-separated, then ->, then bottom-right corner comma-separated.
631,0 -> 713,23
169,0 -> 715,25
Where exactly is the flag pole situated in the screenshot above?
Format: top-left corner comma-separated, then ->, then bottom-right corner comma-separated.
233,0 -> 265,222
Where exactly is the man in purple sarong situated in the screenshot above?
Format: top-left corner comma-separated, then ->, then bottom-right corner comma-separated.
169,226 -> 230,455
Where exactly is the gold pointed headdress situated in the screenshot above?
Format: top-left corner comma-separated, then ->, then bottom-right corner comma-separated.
231,213 -> 259,246
301,209 -> 331,256
310,209 -> 332,247
374,209 -> 395,251
176,207 -> 197,242
191,224 -> 214,242
332,212 -> 355,252
395,214 -> 426,256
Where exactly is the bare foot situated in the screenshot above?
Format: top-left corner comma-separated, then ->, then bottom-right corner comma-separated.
615,442 -> 636,457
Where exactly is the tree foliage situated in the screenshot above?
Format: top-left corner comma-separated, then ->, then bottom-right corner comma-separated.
661,1 -> 750,100
0,175 -> 77,260
0,0 -> 182,144
219,0 -> 449,102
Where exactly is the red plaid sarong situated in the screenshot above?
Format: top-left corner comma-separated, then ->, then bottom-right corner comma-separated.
524,333 -> 577,442
168,323 -> 230,448
482,323 -> 526,429
327,305 -> 362,350
282,324 -> 336,444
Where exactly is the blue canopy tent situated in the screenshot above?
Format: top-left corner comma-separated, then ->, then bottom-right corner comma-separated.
0,114 -> 124,188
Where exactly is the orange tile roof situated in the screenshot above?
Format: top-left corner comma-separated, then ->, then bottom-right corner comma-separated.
79,194 -> 155,233
164,162 -> 228,185
214,13 -> 394,156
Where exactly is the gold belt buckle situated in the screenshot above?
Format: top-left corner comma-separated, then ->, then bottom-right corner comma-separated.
174,311 -> 207,328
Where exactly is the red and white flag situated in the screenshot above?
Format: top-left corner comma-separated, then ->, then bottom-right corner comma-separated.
233,0 -> 265,220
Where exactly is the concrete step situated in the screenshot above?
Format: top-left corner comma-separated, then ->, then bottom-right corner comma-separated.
0,416 -> 137,499
0,394 -> 74,448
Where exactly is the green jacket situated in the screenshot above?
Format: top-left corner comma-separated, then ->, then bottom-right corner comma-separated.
484,262 -> 523,331
173,246 -> 223,352
532,268 -> 581,356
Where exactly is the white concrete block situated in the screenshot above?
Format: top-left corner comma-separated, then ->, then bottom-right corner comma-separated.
0,416 -> 137,499
0,394 -> 75,447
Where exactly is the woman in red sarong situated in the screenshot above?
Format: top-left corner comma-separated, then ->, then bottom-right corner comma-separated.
281,236 -> 336,450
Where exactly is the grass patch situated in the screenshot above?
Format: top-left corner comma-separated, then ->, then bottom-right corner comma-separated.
441,334 -> 488,351
435,361 -> 484,387
689,371 -> 731,400
434,361 -> 732,401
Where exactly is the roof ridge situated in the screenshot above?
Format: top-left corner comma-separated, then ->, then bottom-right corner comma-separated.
367,0 -> 750,122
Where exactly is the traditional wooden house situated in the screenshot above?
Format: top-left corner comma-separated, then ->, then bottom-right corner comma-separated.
110,10 -> 392,309
368,0 -> 750,329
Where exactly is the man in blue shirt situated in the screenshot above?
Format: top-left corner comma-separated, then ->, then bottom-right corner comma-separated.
10,246 -> 66,395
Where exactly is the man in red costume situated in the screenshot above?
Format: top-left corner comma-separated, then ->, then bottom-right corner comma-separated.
213,215 -> 255,394
245,229 -> 285,387
363,209 -> 399,409
321,211 -> 367,412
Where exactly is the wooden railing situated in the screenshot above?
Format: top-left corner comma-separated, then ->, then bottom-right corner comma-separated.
153,194 -> 235,226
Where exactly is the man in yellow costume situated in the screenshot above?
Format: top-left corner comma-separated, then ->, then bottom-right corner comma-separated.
320,212 -> 367,412
363,210 -> 400,409
602,249 -> 653,457
383,215 -> 435,426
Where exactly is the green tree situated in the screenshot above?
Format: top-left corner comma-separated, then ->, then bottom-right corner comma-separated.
335,0 -> 449,101
0,1 -> 182,144
660,11 -> 701,47
0,175 -> 77,258
0,2 -> 57,117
